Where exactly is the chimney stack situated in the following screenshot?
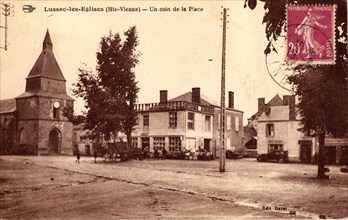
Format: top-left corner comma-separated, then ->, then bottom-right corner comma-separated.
289,95 -> 296,120
192,87 -> 201,104
228,91 -> 234,108
258,98 -> 265,113
160,90 -> 168,103
283,95 -> 290,106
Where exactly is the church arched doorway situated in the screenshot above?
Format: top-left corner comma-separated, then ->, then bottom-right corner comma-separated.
49,129 -> 61,153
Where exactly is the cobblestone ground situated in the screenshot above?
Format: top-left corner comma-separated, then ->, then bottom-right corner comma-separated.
0,156 -> 347,219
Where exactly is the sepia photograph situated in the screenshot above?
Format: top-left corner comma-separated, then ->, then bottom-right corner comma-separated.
0,0 -> 347,219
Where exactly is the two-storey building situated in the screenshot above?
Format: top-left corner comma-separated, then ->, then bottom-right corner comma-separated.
257,95 -> 348,164
132,88 -> 243,157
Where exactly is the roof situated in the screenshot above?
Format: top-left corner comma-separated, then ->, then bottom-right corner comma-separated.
16,91 -> 74,101
27,30 -> 66,81
0,99 -> 16,114
248,94 -> 284,121
267,94 -> 283,107
169,91 -> 243,113
169,92 -> 213,106
258,105 -> 300,122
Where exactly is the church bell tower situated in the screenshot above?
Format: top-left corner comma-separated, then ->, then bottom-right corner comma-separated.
15,30 -> 74,155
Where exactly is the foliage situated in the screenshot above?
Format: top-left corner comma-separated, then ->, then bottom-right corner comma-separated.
62,106 -> 86,125
73,26 -> 140,142
245,0 -> 348,178
245,0 -> 348,135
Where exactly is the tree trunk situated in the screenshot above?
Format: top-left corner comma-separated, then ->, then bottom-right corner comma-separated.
317,132 -> 327,179
126,132 -> 132,149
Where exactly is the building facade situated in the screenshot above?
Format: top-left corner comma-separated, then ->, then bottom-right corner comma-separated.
257,95 -> 348,164
131,88 -> 244,157
243,94 -> 283,157
0,30 -> 74,155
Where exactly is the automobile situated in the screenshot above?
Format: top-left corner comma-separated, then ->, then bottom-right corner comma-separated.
257,150 -> 289,163
226,150 -> 240,159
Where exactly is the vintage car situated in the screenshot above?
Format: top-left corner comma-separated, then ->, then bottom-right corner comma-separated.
226,150 -> 240,160
257,150 -> 289,163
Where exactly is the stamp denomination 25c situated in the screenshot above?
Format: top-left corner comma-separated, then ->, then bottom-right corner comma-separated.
287,5 -> 336,64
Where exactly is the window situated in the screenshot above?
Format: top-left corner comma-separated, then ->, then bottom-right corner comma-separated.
154,137 -> 165,151
169,137 -> 181,151
266,124 -> 274,137
53,107 -> 59,119
143,114 -> 149,126
227,115 -> 231,130
169,112 -> 177,128
235,116 -> 240,132
188,112 -> 195,130
205,116 -> 211,132
268,144 -> 283,152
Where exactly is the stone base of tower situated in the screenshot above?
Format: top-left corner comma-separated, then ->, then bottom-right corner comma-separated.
17,120 -> 74,155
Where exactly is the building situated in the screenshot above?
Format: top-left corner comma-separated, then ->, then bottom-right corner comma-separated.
0,30 -> 74,155
257,95 -> 348,164
243,94 -> 283,157
73,124 -> 92,156
132,88 -> 243,157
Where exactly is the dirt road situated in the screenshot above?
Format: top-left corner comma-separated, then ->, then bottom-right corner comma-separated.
0,156 -> 347,219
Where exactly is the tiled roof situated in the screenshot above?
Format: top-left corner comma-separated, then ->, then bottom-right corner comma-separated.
169,92 -> 213,106
16,91 -> 74,100
0,99 -> 16,114
27,30 -> 66,81
169,92 -> 242,112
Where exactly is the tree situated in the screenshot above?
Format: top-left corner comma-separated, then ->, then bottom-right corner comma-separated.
73,26 -> 140,145
245,0 -> 348,178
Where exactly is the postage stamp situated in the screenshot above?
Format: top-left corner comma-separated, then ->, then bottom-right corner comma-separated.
286,5 -> 336,64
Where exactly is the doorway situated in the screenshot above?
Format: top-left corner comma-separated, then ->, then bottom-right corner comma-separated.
141,137 -> 150,150
325,146 -> 336,165
204,139 -> 211,152
300,144 -> 312,163
49,129 -> 61,153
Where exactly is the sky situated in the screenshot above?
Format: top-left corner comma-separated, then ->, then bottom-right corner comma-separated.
0,0 -> 291,125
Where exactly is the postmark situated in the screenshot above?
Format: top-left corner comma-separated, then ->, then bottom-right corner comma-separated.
286,5 -> 336,64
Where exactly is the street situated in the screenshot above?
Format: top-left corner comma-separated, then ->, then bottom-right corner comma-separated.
0,156 -> 347,219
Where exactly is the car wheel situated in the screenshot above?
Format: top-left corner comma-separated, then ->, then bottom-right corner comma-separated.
257,157 -> 262,162
278,158 -> 284,163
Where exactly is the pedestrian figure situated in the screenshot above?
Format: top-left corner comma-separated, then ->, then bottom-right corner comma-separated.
94,150 -> 98,163
154,149 -> 159,160
75,146 -> 80,163
162,148 -> 167,159
143,147 -> 149,161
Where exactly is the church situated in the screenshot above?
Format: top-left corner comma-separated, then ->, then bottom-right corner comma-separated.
0,30 -> 74,155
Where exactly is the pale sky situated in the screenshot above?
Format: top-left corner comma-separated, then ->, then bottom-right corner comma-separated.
0,0 -> 290,125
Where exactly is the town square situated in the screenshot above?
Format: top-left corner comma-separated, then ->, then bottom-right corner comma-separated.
0,0 -> 347,219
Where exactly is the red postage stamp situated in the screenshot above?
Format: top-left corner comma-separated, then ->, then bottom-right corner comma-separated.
287,5 -> 336,64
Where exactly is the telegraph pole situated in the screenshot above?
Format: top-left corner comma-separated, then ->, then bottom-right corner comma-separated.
219,7 -> 227,172
1,2 -> 11,51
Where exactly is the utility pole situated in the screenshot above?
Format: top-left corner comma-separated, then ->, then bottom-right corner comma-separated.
1,2 -> 11,51
219,7 -> 227,172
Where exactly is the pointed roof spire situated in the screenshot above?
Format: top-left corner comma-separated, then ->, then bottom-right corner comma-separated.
43,29 -> 53,51
26,30 -> 65,81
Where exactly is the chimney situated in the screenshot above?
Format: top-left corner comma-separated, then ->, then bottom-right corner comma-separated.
258,98 -> 265,113
160,90 -> 168,103
289,95 -> 296,120
228,91 -> 234,109
192,87 -> 200,104
283,95 -> 290,106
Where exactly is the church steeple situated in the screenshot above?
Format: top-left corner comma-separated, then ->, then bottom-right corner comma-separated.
26,29 -> 66,83
43,29 -> 53,51
16,30 -> 73,101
